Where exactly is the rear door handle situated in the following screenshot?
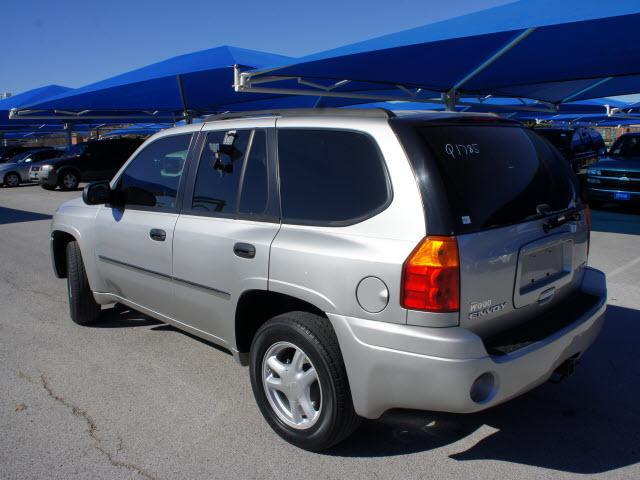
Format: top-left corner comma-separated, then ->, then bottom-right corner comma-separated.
149,229 -> 166,242
234,242 -> 256,259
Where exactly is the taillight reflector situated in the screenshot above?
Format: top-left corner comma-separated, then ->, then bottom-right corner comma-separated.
401,236 -> 460,312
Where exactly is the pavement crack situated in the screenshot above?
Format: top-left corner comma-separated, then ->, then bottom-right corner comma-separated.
19,371 -> 160,480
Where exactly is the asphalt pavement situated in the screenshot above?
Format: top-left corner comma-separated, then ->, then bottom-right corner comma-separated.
1,183 -> 639,480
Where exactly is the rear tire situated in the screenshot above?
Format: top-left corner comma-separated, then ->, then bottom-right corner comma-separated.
59,170 -> 79,190
249,311 -> 361,451
66,241 -> 100,324
3,172 -> 20,187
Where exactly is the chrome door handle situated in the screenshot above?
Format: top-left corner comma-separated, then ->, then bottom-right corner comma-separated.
234,242 -> 256,259
149,229 -> 166,241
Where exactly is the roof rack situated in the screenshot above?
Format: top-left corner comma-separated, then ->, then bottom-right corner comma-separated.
202,108 -> 395,122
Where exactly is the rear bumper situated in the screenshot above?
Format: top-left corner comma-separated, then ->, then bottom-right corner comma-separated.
328,267 -> 606,419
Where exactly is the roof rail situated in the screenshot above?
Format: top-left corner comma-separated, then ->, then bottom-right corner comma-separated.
202,108 -> 395,122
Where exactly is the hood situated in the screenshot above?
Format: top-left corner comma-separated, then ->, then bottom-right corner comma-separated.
590,156 -> 640,172
40,153 -> 80,165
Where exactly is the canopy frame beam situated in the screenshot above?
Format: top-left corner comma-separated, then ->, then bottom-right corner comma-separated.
443,27 -> 537,109
233,65 -> 559,113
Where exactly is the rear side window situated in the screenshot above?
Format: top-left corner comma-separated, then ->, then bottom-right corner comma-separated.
191,129 -> 251,214
277,129 -> 390,225
415,125 -> 578,234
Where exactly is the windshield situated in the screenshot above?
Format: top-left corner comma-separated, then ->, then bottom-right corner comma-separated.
609,135 -> 640,159
7,151 -> 31,163
67,144 -> 88,156
413,125 -> 578,234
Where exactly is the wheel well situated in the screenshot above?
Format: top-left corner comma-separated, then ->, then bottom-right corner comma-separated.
3,171 -> 20,183
235,290 -> 326,354
51,230 -> 77,278
58,167 -> 81,182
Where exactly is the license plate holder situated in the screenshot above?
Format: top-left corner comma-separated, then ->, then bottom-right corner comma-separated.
614,192 -> 630,201
514,235 -> 574,309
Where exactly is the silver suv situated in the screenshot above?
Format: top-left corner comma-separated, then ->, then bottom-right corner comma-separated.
50,109 -> 607,450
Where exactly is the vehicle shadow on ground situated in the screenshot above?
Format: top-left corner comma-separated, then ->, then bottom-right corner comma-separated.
88,304 -> 162,328
327,304 -> 640,475
0,206 -> 52,225
88,304 -> 234,356
0,183 -> 38,188
591,206 -> 640,235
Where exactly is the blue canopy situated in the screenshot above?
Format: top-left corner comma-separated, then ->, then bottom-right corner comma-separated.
235,0 -> 640,105
11,46 -> 299,120
0,85 -> 71,125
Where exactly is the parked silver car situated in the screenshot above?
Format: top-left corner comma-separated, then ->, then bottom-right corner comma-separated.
1,148 -> 64,187
49,109 -> 606,450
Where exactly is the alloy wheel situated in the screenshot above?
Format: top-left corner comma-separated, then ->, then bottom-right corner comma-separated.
262,341 -> 322,430
5,174 -> 19,187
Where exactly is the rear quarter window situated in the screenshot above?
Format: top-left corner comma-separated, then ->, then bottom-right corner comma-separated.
277,129 -> 391,226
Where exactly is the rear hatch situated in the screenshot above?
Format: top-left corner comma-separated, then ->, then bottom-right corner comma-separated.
392,117 -> 588,337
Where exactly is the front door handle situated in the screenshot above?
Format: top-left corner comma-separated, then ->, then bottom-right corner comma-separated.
234,242 -> 256,259
149,229 -> 166,242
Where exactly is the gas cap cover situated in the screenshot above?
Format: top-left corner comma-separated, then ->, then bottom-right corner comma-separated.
356,276 -> 389,313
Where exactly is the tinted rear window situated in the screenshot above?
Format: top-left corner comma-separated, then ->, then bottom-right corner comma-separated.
535,130 -> 572,156
278,129 -> 390,225
415,125 -> 578,234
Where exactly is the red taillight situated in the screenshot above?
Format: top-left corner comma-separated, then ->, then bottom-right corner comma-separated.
401,236 -> 460,312
585,206 -> 591,255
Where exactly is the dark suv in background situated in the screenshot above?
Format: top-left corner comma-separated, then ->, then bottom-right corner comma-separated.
31,137 -> 144,190
534,127 -> 605,175
586,132 -> 640,208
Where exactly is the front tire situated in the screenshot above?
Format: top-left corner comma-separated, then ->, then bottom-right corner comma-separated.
59,170 -> 79,190
4,172 -> 20,187
250,311 -> 360,451
66,241 -> 100,324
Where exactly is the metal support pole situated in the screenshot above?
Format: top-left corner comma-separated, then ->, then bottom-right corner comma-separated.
176,74 -> 192,124
64,123 -> 72,150
441,91 -> 459,111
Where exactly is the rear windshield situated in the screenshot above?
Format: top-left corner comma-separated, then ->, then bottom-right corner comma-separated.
535,129 -> 572,156
414,125 -> 578,234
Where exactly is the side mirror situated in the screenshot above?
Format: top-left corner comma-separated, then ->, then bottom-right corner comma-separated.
83,181 -> 112,205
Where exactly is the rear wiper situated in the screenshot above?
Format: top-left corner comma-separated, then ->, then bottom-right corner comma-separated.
542,209 -> 581,233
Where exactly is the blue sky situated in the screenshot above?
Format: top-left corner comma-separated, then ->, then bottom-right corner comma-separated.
0,0 -> 514,95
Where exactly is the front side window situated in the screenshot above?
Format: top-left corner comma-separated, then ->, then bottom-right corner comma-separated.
118,134 -> 192,210
277,129 -> 390,225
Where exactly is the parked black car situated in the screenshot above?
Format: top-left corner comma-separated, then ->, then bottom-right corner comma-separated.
586,132 -> 640,208
534,127 -> 605,175
0,145 -> 54,163
30,138 -> 144,190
